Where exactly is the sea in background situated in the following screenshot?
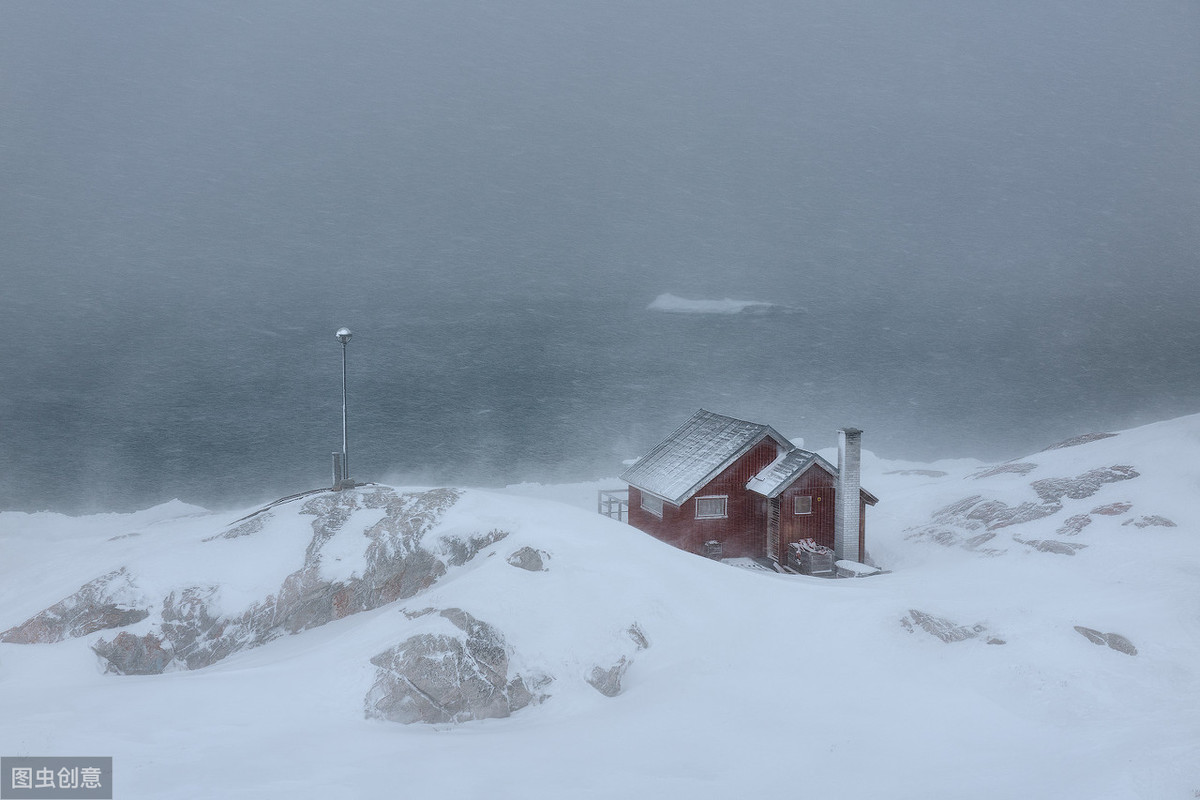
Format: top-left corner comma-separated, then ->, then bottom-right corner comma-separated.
5,271 -> 1196,514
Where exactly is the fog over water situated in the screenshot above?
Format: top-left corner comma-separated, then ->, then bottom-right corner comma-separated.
2,1 -> 1197,512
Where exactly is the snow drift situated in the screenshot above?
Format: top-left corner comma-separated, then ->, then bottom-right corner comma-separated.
1,414 -> 1198,798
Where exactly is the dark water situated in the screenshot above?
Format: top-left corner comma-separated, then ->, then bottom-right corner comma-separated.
5,273 -> 1197,514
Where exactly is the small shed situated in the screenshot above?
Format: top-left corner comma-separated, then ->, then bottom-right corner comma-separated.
620,409 -> 878,564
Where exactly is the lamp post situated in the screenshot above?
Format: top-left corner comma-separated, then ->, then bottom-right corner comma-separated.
335,327 -> 353,485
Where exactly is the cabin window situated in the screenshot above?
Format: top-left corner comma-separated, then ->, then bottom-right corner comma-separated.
695,495 -> 728,519
641,493 -> 664,519
794,495 -> 813,515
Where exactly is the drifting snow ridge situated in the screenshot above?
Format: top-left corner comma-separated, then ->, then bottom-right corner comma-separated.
3,487 -> 508,674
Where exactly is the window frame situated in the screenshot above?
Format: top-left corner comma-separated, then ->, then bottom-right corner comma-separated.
640,492 -> 664,519
695,495 -> 729,520
794,495 -> 813,515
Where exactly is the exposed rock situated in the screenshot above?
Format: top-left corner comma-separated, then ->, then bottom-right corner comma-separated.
1057,515 -> 1093,536
971,462 -> 1038,479
1041,432 -> 1118,451
1074,626 -> 1137,656
1,568 -> 150,644
901,610 -> 987,644
587,657 -> 630,697
909,465 -> 1141,553
626,623 -> 650,651
86,488 -> 507,674
929,495 -> 1061,532
506,546 -> 549,572
1031,465 -> 1139,504
204,514 -> 267,542
1092,502 -> 1132,516
1014,538 -> 1088,556
1074,626 -> 1107,645
1122,515 -> 1177,529
92,631 -> 172,675
364,608 -> 547,724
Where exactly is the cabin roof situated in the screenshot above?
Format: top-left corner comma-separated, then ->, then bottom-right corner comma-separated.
619,409 -> 790,506
745,448 -> 823,498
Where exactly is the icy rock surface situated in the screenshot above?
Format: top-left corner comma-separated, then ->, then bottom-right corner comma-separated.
1074,626 -> 1138,656
902,610 -> 994,644
587,657 -> 630,697
0,567 -> 149,644
364,608 -> 547,724
506,546 -> 549,572
907,465 -> 1142,552
8,487 -> 505,674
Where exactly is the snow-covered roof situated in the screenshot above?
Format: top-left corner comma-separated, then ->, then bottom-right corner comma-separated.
745,448 -> 821,498
620,409 -> 790,506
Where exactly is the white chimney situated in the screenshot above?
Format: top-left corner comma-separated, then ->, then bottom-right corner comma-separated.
834,427 -> 862,563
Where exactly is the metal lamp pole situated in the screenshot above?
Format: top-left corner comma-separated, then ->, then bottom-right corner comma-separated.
335,327 -> 353,483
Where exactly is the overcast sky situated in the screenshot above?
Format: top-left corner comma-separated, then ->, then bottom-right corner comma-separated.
1,1 -> 1197,509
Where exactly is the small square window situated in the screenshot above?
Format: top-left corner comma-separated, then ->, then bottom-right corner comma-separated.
696,496 -> 728,519
641,493 -> 664,519
794,495 -> 813,515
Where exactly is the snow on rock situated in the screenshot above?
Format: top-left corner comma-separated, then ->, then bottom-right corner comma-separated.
902,609 -> 993,644
12,487 -> 506,674
364,608 -> 548,724
1073,626 -> 1138,656
1122,515 -> 1177,529
646,293 -> 797,315
907,462 -> 1144,554
586,656 -> 630,697
505,546 -> 549,572
0,567 -> 150,644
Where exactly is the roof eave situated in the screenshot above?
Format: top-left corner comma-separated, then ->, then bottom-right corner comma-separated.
665,428 -> 790,505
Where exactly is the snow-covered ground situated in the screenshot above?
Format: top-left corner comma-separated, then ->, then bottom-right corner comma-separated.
1,415 -> 1198,799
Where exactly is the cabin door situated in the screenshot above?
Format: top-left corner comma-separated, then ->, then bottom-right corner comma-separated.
767,498 -> 781,562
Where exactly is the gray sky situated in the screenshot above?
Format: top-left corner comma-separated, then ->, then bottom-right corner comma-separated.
1,1 -> 1198,510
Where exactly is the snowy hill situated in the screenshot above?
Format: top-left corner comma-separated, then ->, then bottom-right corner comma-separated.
1,415 -> 1198,799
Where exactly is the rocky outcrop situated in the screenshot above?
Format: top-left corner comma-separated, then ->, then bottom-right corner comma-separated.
1074,626 -> 1137,656
907,465 -> 1141,553
1,568 -> 150,644
587,658 -> 630,697
91,631 -> 172,675
1041,432 -> 1118,451
24,487 -> 506,675
1122,515 -> 1177,529
1030,466 -> 1139,504
1057,514 -> 1092,536
364,608 -> 548,724
584,623 -> 651,697
506,546 -> 549,572
901,609 -> 1003,644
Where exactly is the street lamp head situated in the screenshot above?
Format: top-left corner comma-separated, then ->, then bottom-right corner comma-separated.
335,327 -> 353,344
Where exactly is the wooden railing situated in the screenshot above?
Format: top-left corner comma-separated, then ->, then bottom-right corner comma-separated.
596,489 -> 629,523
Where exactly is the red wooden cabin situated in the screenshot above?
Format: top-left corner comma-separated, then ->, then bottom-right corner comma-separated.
621,409 -> 878,565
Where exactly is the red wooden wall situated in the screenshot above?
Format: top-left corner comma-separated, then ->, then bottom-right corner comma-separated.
627,439 -> 781,559
777,465 -> 838,553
